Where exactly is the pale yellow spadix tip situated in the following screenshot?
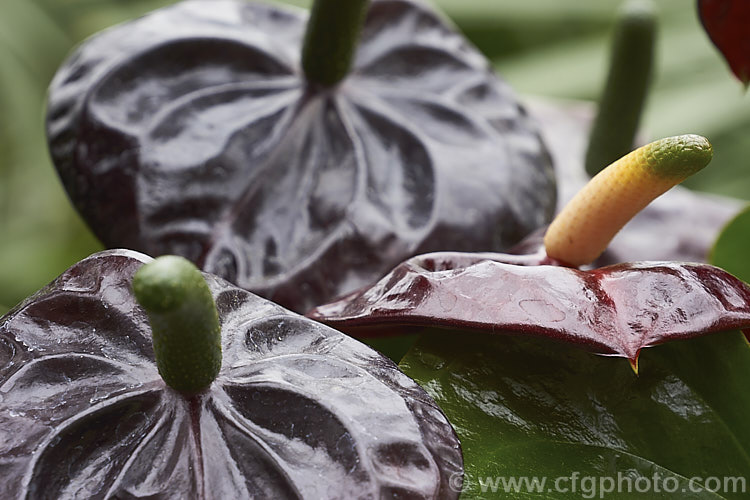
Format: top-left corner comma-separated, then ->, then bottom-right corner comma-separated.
544,135 -> 712,267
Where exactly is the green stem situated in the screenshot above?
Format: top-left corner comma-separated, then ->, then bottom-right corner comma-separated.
301,0 -> 370,87
133,256 -> 222,395
585,0 -> 657,177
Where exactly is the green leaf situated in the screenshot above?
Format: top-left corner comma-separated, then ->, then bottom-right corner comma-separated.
711,205 -> 750,282
401,330 -> 750,498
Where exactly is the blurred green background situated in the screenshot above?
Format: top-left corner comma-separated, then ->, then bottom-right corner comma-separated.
0,0 -> 747,312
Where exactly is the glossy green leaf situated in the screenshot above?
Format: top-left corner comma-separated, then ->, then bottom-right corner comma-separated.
711,205 -> 750,282
401,330 -> 750,498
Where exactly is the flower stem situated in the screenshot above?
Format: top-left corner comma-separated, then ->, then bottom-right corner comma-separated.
301,0 -> 370,87
133,256 -> 222,395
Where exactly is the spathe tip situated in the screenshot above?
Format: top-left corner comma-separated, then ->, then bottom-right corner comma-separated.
629,355 -> 640,375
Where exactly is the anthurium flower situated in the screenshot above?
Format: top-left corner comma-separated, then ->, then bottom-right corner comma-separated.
45,0 -> 555,314
0,250 -> 462,498
309,135 -> 750,367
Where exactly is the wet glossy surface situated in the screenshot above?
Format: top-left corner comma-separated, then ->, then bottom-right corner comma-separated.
0,250 -> 462,499
401,329 -> 750,499
46,0 -> 555,313
309,247 -> 750,362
